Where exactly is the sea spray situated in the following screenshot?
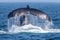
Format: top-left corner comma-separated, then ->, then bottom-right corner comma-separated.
7,13 -> 54,33
0,12 -> 60,34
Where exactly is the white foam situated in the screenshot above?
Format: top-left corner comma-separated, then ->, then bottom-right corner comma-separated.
8,24 -> 60,33
0,30 -> 7,34
8,24 -> 48,33
0,24 -> 60,34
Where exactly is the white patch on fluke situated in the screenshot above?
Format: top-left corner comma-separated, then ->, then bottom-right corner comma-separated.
39,14 -> 47,19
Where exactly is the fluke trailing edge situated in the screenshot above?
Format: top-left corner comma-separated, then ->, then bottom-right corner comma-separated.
8,5 -> 51,23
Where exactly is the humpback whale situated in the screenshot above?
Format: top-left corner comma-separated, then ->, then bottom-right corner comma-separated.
8,5 -> 51,26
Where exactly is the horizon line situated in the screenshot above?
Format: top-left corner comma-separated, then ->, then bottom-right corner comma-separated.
0,2 -> 60,3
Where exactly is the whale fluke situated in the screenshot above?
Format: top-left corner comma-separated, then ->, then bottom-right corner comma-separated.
8,5 -> 51,25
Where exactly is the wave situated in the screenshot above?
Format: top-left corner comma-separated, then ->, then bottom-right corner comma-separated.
0,24 -> 60,34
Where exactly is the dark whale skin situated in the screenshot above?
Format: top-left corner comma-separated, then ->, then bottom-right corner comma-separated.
8,5 -> 51,22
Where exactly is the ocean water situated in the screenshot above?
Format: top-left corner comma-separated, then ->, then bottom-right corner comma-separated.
0,3 -> 60,40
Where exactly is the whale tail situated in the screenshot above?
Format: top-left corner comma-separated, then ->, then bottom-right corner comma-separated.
8,5 -> 52,27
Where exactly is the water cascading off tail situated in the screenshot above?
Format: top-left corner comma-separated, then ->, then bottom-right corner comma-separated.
7,12 -> 53,33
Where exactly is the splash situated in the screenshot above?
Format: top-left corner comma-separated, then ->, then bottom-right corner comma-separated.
0,13 -> 60,34
7,13 -> 52,31
0,22 -> 60,34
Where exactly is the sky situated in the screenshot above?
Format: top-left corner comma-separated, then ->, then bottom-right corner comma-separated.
0,0 -> 60,2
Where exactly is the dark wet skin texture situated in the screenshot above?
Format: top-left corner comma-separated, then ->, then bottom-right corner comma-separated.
8,5 -> 51,22
20,15 -> 25,26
